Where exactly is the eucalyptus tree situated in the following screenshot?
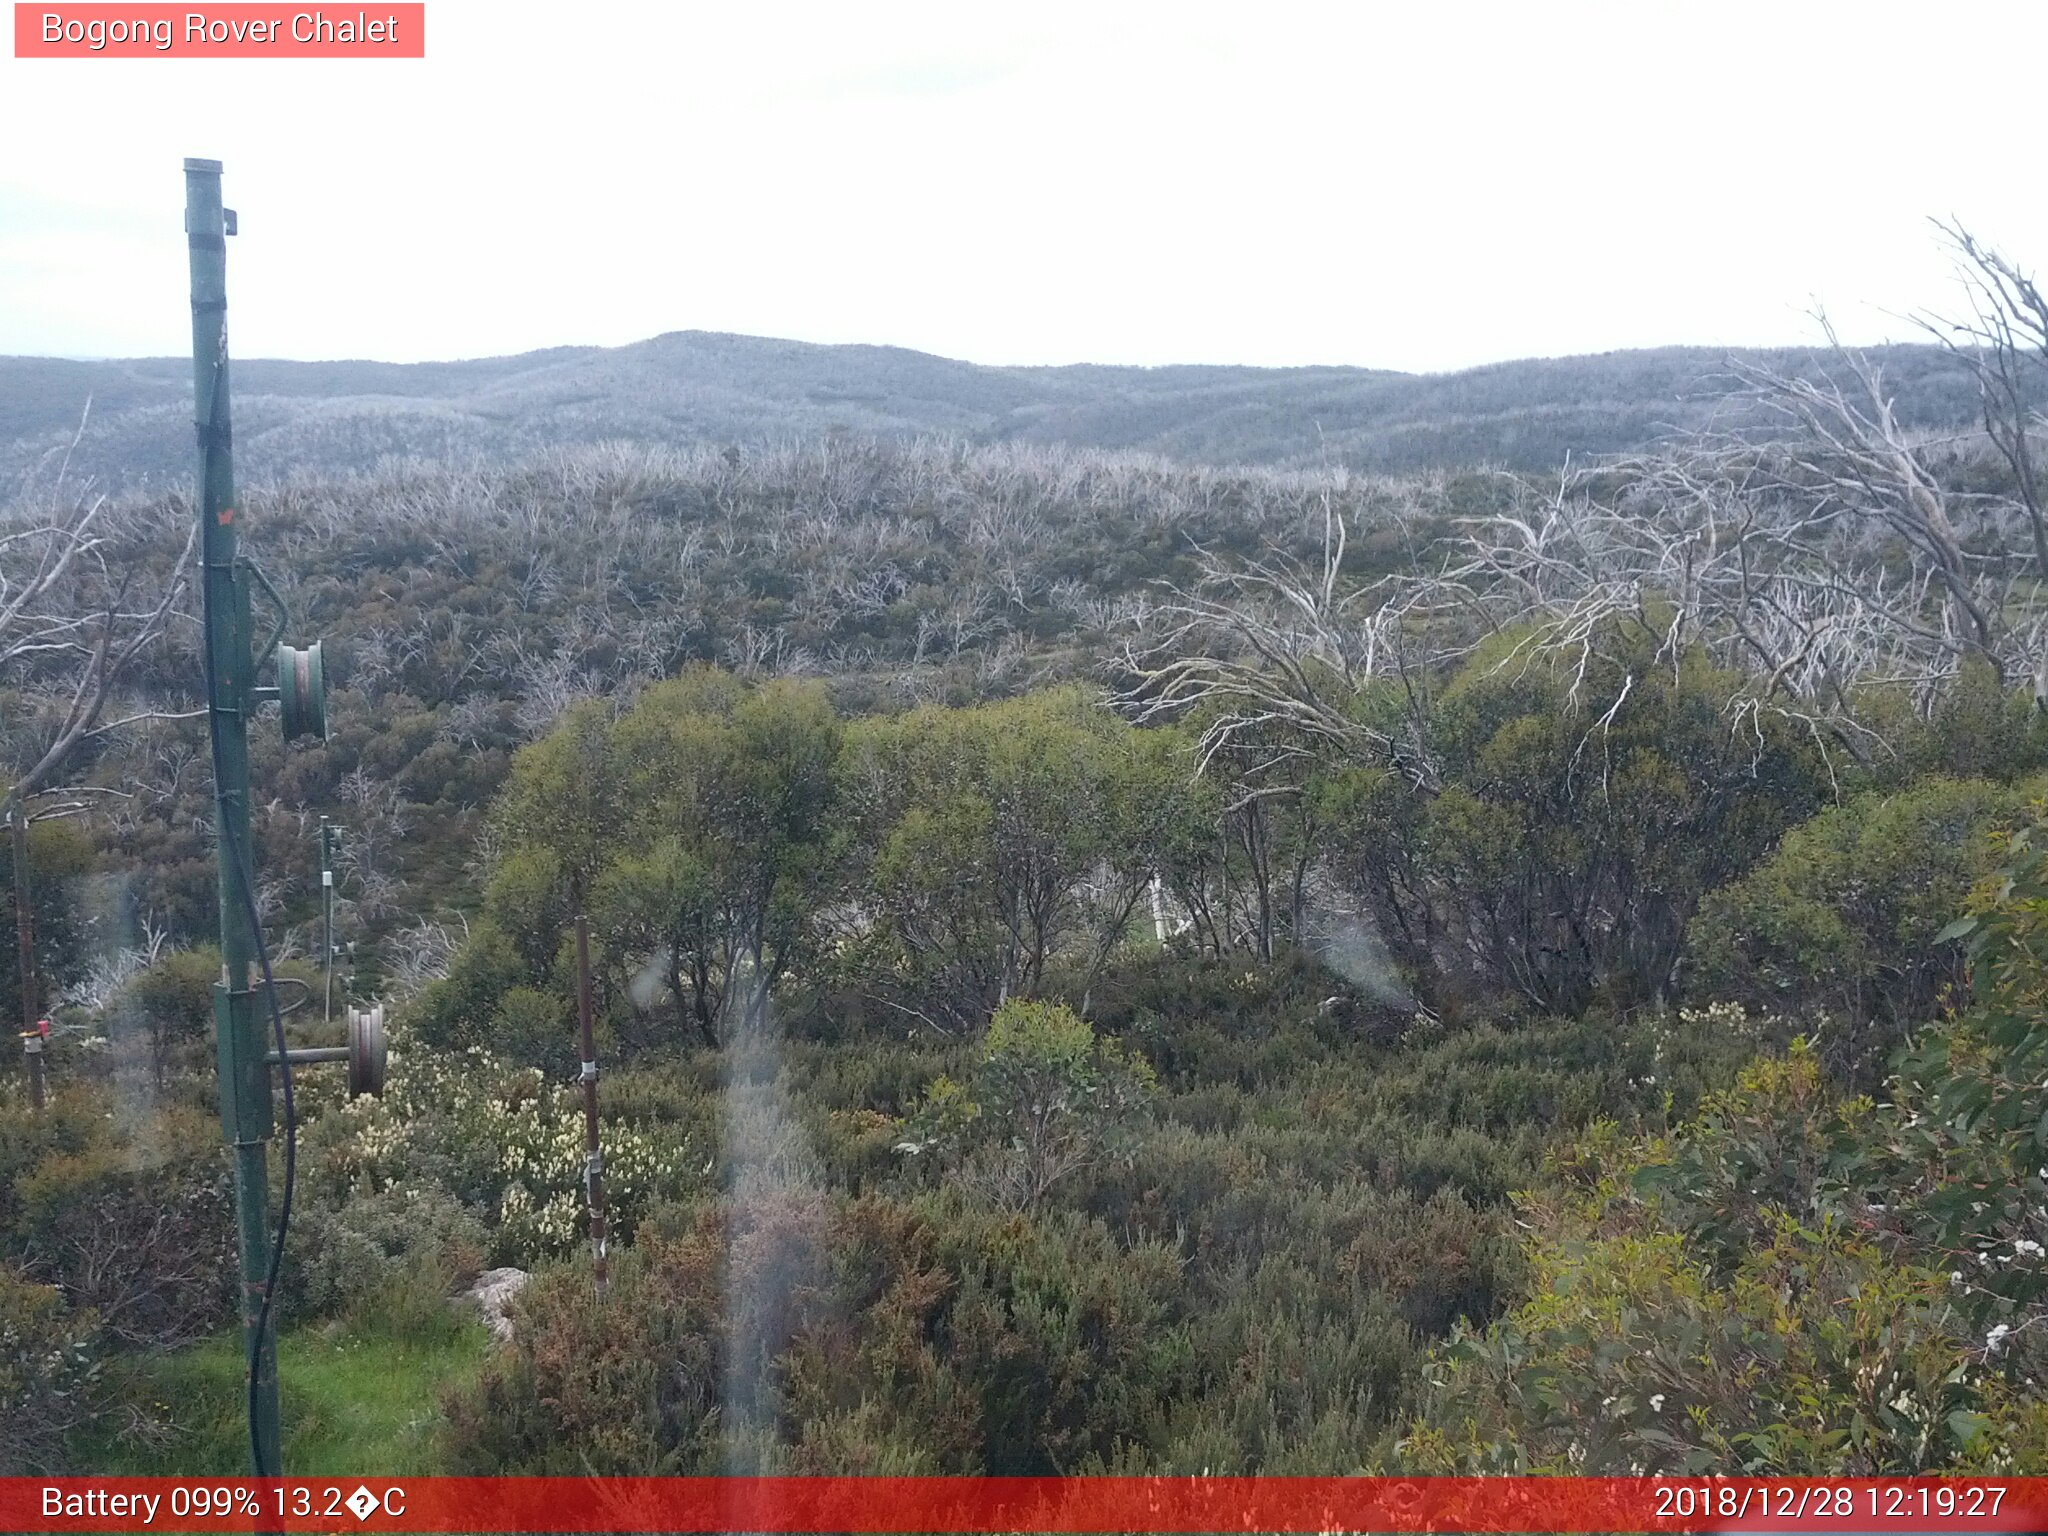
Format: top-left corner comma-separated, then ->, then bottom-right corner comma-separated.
592,670 -> 842,1046
840,688 -> 1185,1029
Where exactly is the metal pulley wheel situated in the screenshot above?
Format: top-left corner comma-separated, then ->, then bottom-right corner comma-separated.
275,640 -> 327,741
346,1002 -> 386,1099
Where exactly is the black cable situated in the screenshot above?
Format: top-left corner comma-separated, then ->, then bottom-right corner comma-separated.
234,812 -> 296,1472
197,353 -> 297,1475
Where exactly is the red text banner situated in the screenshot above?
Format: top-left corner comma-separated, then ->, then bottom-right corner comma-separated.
8,1477 -> 2048,1534
14,5 -> 424,57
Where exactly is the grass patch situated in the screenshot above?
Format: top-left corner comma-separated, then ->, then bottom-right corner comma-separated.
74,1317 -> 490,1476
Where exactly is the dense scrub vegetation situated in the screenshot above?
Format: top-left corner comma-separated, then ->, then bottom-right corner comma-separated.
16,640 -> 2048,1473
1406,831 -> 2048,1472
5,440 -> 1490,983
14,300 -> 2048,1473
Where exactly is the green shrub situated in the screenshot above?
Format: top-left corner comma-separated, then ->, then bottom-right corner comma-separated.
0,817 -> 93,1028
443,1216 -> 724,1474
0,1263 -> 102,1474
897,999 -> 1155,1211
490,984 -> 580,1075
1403,816 -> 2048,1475
283,1183 -> 489,1335
1398,629 -> 1825,1013
911,1194 -> 1190,1472
1402,1046 -> 2048,1473
0,1087 -> 231,1350
306,1028 -> 704,1267
113,945 -> 219,1089
1686,776 -> 2039,1076
1403,1210 -> 2012,1472
1157,1262 -> 1416,1473
446,1188 -> 1196,1476
1902,656 -> 2048,784
408,919 -> 526,1051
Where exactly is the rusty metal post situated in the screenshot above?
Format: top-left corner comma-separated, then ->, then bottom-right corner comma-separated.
11,814 -> 43,1111
574,915 -> 609,1297
319,817 -> 335,1026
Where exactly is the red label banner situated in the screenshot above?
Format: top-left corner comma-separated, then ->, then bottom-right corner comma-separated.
8,1477 -> 2048,1533
13,4 -> 424,57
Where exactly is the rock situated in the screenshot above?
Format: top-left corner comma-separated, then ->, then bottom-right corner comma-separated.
461,1266 -> 528,1343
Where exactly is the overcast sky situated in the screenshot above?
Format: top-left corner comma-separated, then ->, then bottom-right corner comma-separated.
3,0 -> 2045,374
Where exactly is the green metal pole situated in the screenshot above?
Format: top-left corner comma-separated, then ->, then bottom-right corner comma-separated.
186,156 -> 282,1478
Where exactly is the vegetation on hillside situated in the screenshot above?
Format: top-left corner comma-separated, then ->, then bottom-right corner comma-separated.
3,335 -> 2022,492
13,226 -> 2048,1475
1405,826 -> 2048,1473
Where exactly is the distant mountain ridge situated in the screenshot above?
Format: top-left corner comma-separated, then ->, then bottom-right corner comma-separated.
0,329 -> 1991,492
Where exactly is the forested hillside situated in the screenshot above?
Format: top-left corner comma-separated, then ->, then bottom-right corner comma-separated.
13,285 -> 2048,1476
0,333 -> 2007,490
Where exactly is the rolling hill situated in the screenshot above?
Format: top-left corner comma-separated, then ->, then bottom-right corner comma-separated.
0,329 -> 1993,493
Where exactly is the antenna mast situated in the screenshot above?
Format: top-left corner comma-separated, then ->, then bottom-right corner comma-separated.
186,154 -> 284,1477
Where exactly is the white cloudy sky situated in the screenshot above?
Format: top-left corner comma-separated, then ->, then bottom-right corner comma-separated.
2,0 -> 2044,373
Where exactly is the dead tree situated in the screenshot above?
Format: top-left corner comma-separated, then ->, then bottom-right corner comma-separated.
1120,496 -> 1441,792
1432,448 -> 1910,771
1918,220 -> 2048,700
1436,295 -> 2048,766
1730,330 -> 2014,685
2,432 -> 199,824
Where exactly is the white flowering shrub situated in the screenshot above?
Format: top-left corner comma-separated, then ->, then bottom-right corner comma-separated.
1673,1000 -> 1770,1039
317,1032 -> 701,1265
1640,1002 -> 1776,1092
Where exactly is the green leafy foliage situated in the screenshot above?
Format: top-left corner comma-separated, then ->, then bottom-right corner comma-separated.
842,691 -> 1185,1026
282,1183 -> 490,1336
301,1029 -> 708,1266
898,999 -> 1155,1210
113,945 -> 220,1089
0,816 -> 93,1026
1325,629 -> 1825,1014
0,1085 -> 231,1352
433,952 -> 1744,1476
1687,777 -> 2040,1075
599,672 -> 843,1045
1404,817 -> 2048,1474
0,1262 -> 102,1474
